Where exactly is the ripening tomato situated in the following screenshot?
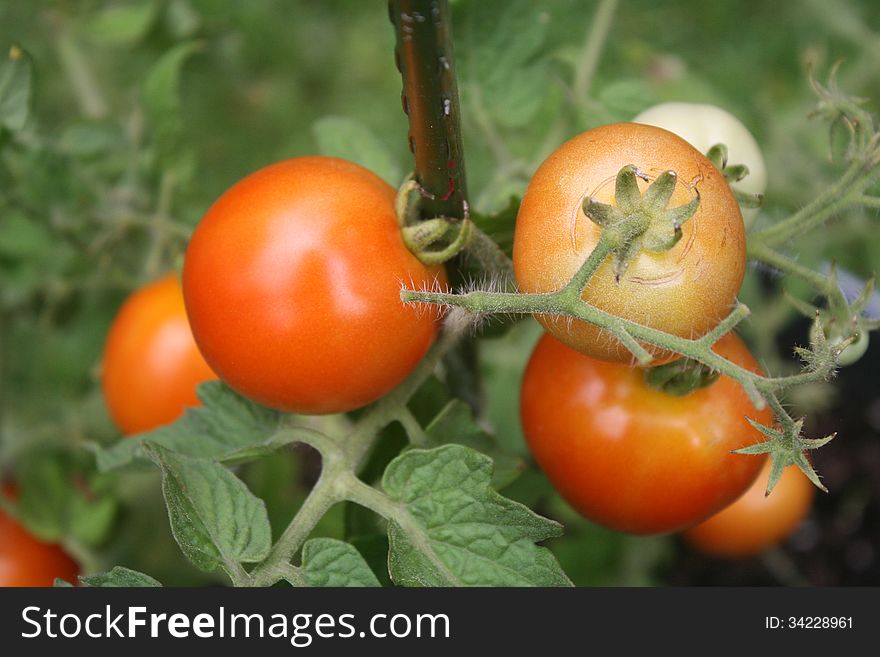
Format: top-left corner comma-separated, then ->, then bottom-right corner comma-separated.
513,122 -> 746,363
0,486 -> 79,587
182,156 -> 445,414
633,102 -> 767,223
520,331 -> 770,534
682,459 -> 815,558
101,274 -> 216,435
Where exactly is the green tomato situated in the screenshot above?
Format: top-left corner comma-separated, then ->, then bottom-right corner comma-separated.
633,102 -> 766,222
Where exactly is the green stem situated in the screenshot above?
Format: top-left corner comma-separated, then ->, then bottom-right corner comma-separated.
857,195 -> 880,208
246,463 -> 345,587
748,242 -> 850,316
244,322 -> 464,587
572,0 -> 619,107
142,172 -> 176,280
55,30 -> 108,119
396,407 -> 429,446
344,324 -> 464,470
749,156 -> 875,246
400,286 -> 827,404
748,242 -> 830,291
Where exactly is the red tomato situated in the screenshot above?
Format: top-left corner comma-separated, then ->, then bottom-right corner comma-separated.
182,156 -> 445,414
0,486 -> 79,587
513,123 -> 745,363
102,274 -> 216,435
520,331 -> 770,534
682,459 -> 815,558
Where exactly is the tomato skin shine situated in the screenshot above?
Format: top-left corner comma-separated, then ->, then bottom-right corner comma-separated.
513,122 -> 746,363
102,274 -> 216,435
183,156 -> 445,415
520,332 -> 770,534
0,487 -> 79,587
683,459 -> 815,558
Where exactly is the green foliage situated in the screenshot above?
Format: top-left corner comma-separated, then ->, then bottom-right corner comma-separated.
301,538 -> 380,587
313,116 -> 402,185
145,444 -> 271,573
382,445 -> 571,586
78,566 -> 163,587
93,382 -> 283,471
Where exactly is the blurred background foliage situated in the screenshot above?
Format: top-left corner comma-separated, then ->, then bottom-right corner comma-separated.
0,0 -> 878,585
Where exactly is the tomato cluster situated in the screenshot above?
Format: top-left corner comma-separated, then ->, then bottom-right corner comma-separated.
515,109 -> 794,538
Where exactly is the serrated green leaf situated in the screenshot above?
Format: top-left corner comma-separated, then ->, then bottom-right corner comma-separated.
312,116 -> 401,185
143,41 -> 201,170
93,381 -> 283,471
424,400 -> 524,489
0,46 -> 32,131
145,444 -> 271,572
86,1 -> 159,46
458,0 -> 549,127
79,566 -> 162,587
382,445 -> 571,586
301,538 -> 381,587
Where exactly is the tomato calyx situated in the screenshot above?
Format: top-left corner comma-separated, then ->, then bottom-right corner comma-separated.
643,357 -> 720,396
582,164 -> 700,281
705,142 -> 764,210
396,176 -> 473,265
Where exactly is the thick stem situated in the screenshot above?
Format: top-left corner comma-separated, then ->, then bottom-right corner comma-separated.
246,463 -> 345,587
390,0 -> 468,219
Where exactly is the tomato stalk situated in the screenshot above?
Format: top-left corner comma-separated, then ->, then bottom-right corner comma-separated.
389,0 -> 468,221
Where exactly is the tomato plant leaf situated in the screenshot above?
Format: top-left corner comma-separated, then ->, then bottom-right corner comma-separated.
92,381 -> 284,471
382,444 -> 571,586
596,78 -> 657,123
301,538 -> 381,587
144,444 -> 271,572
14,449 -> 118,546
79,566 -> 163,587
457,0 -> 549,128
424,400 -> 524,489
0,45 -> 32,132
143,40 -> 201,176
312,116 -> 402,185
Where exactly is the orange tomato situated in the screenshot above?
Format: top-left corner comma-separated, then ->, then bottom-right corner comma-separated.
182,156 -> 445,414
0,486 -> 79,587
520,332 -> 769,534
102,274 -> 216,435
682,459 -> 815,558
513,123 -> 745,363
